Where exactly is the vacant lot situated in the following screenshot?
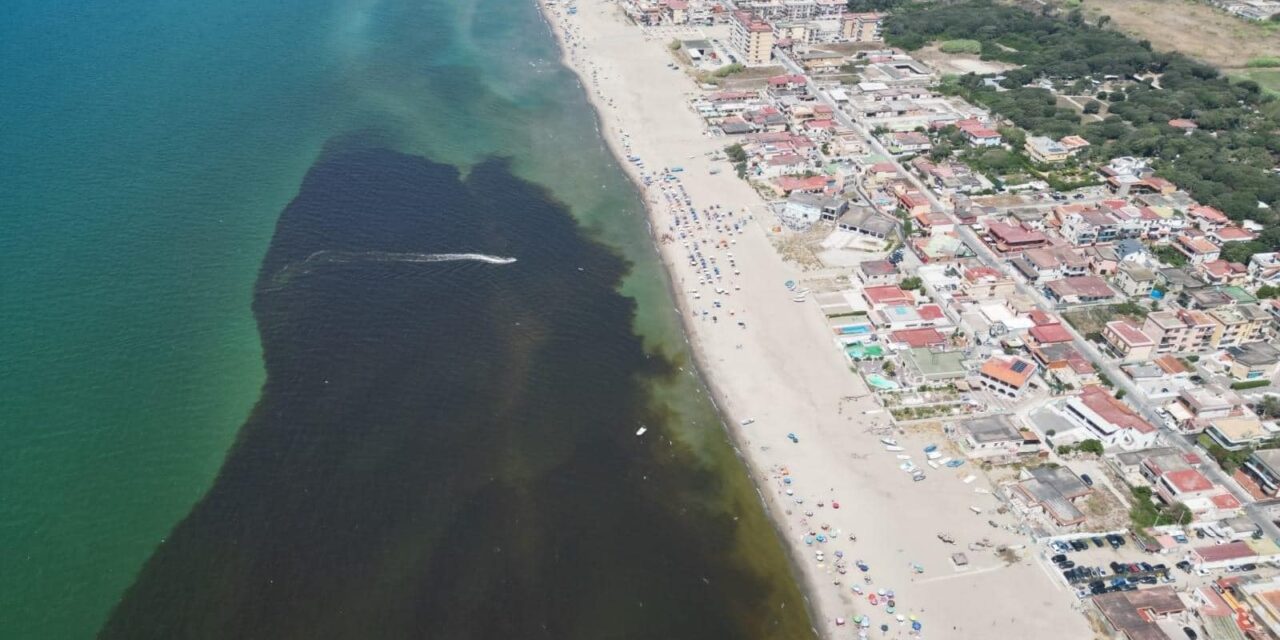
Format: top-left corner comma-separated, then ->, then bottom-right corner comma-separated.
1073,0 -> 1280,70
914,43 -> 1020,76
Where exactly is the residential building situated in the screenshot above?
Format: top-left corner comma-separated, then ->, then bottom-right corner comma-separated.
958,266 -> 1015,300
1174,234 -> 1222,265
1059,385 -> 1159,451
862,284 -> 913,307
957,414 -> 1041,460
1044,275 -> 1117,305
1242,449 -> 1280,499
1205,416 -> 1271,451
1154,467 -> 1241,521
1207,304 -> 1270,349
1014,246 -> 1089,281
1059,208 -> 1120,245
1114,263 -> 1156,297
836,205 -> 897,240
1092,588 -> 1185,640
1024,136 -> 1072,164
857,259 -> 898,285
840,11 -> 884,42
977,356 -> 1037,398
1226,342 -> 1280,382
1142,310 -> 1215,354
1168,385 -> 1242,431
781,193 -> 845,229
955,118 -> 1001,147
729,11 -> 775,66
1008,465 -> 1091,527
1102,319 -> 1156,363
1249,252 -> 1280,284
985,221 -> 1049,254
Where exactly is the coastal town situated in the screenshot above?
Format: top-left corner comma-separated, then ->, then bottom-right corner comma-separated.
542,0 -> 1280,638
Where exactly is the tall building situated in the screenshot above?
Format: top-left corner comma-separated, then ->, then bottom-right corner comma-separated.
730,11 -> 776,66
840,12 -> 884,42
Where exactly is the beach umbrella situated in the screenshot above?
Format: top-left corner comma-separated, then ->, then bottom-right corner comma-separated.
909,615 -> 917,621
881,624 -> 889,633
836,617 -> 846,626
835,551 -> 844,558
912,621 -> 922,632
896,615 -> 905,622
804,535 -> 815,545
877,588 -> 886,596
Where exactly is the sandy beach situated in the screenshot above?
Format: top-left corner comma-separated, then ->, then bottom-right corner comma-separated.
536,1 -> 1094,637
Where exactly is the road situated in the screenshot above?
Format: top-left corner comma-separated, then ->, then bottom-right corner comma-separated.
774,49 -> 1280,541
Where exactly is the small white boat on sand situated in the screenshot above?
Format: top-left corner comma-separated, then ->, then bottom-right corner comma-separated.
880,438 -> 898,446
883,445 -> 904,452
635,427 -> 647,436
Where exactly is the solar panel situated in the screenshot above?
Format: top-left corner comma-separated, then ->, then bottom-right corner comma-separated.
1011,360 -> 1028,373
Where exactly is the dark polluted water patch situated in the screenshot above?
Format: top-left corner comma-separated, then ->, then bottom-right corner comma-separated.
99,144 -> 810,639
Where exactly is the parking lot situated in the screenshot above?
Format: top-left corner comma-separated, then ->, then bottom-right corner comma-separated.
1043,534 -> 1178,598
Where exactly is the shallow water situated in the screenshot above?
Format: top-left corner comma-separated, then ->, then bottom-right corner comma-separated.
0,1 -> 812,637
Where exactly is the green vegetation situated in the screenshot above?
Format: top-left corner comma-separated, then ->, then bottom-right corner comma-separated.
939,39 -> 982,54
712,63 -> 745,78
1058,439 -> 1105,456
1231,379 -> 1272,391
668,39 -> 682,51
1130,486 -> 1191,529
900,276 -> 923,291
1152,245 -> 1188,267
1200,435 -> 1255,471
845,0 -> 903,10
1247,57 -> 1280,68
885,1 -> 1280,256
1257,284 -> 1280,299
725,144 -> 748,179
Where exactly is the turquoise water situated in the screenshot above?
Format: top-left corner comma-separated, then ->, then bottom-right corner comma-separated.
0,0 -> 809,637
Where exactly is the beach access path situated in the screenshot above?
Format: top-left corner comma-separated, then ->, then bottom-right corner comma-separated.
536,2 -> 1093,637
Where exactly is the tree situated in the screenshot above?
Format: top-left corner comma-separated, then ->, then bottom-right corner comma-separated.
900,276 -> 923,290
1261,395 -> 1280,419
1083,100 -> 1102,115
1257,284 -> 1280,299
1077,439 -> 1105,455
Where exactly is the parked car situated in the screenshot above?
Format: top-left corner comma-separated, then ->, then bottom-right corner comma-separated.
1091,536 -> 1105,548
1241,563 -> 1258,572
1176,560 -> 1192,573
1080,474 -> 1094,487
1052,554 -> 1068,564
1183,627 -> 1198,640
1071,539 -> 1089,552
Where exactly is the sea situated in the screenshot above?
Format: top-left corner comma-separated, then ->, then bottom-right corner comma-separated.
0,0 -> 812,638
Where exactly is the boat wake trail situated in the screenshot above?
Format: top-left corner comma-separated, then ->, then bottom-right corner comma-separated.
265,250 -> 516,289
302,250 -> 518,265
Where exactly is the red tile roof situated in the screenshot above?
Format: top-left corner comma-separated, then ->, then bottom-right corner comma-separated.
1079,385 -> 1156,433
1211,493 -> 1241,510
891,327 -> 946,348
1194,541 -> 1253,563
1029,323 -> 1072,344
1165,469 -> 1213,494
1107,320 -> 1154,347
917,304 -> 945,321
863,285 -> 912,306
979,356 -> 1037,388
